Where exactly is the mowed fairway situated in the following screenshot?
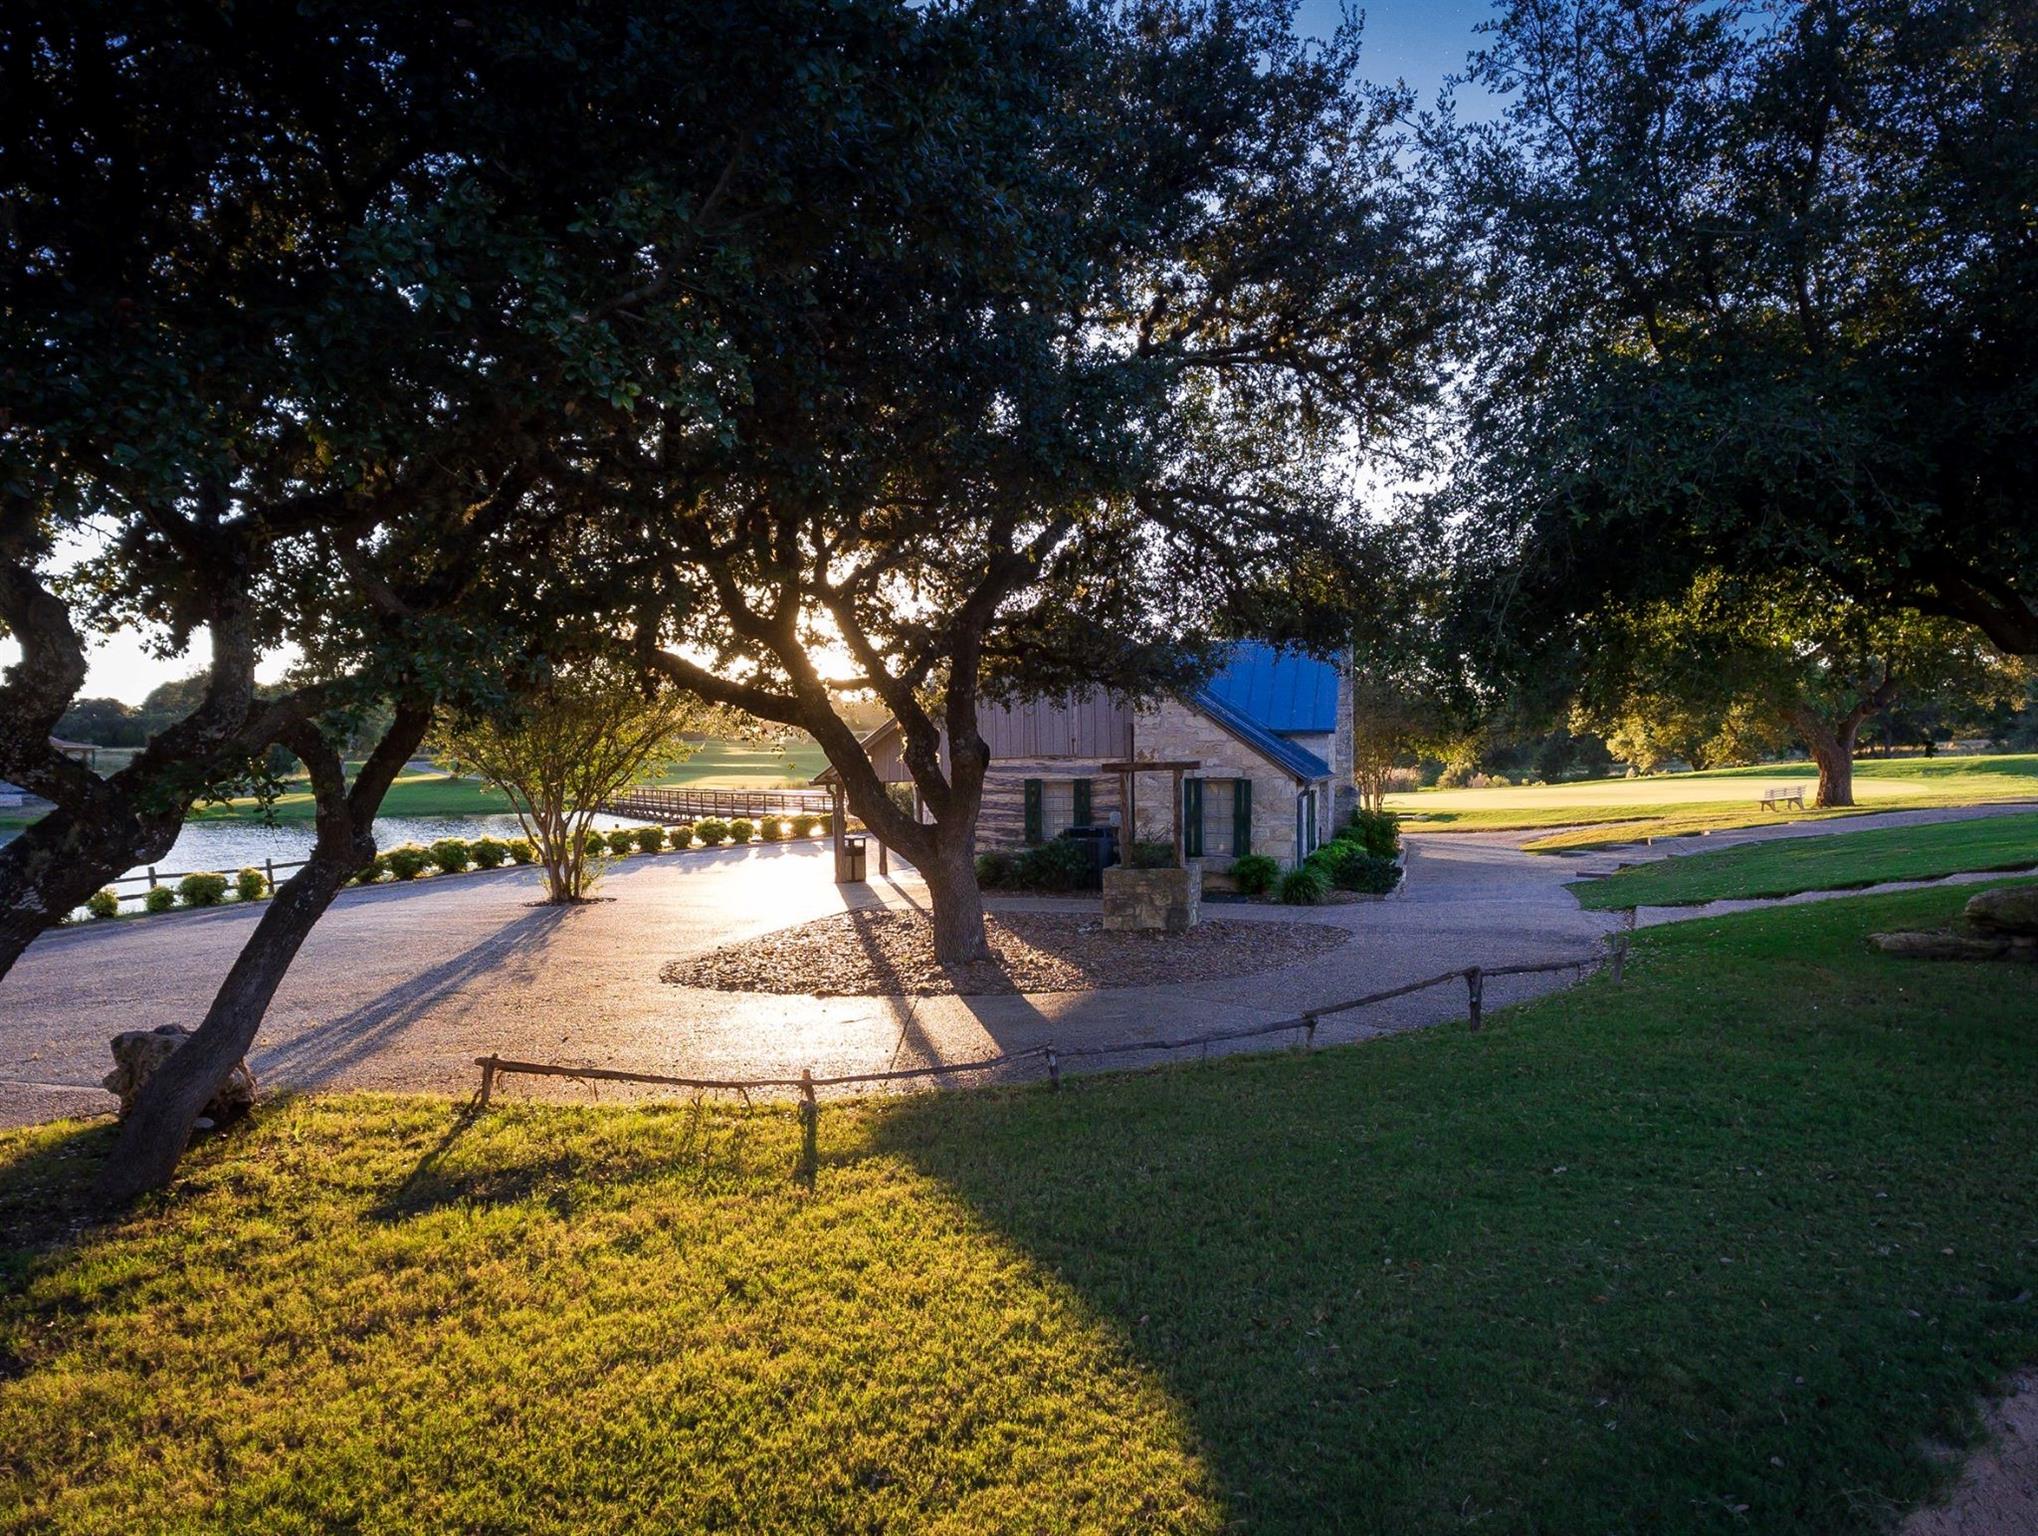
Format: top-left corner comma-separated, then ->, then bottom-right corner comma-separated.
6,883 -> 2037,1534
1574,810 -> 2038,909
1387,753 -> 2038,850
182,738 -> 832,824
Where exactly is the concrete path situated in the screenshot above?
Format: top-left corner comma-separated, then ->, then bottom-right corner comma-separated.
0,833 -> 1616,1127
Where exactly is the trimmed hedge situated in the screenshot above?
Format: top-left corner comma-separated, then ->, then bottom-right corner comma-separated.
979,839 -> 1091,892
506,838 -> 537,865
759,817 -> 789,843
235,867 -> 268,903
605,828 -> 639,857
633,825 -> 667,854
86,888 -> 121,919
668,824 -> 695,849
384,846 -> 430,881
695,817 -> 729,846
144,886 -> 175,914
428,838 -> 472,874
728,818 -> 756,843
471,837 -> 511,869
352,854 -> 385,885
177,871 -> 230,907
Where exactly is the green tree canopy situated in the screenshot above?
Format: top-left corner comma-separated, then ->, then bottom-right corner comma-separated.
1434,0 -> 2038,675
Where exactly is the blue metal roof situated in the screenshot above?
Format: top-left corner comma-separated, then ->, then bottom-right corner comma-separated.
1200,642 -> 1340,735
1191,684 -> 1333,781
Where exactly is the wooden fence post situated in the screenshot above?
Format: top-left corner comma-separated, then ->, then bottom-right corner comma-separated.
478,1054 -> 498,1107
1045,1046 -> 1060,1089
146,866 -> 157,890
1610,932 -> 1629,985
1303,1017 -> 1318,1050
1464,966 -> 1484,1031
798,1068 -> 818,1184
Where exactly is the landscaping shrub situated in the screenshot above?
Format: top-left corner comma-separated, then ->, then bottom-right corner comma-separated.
759,817 -> 789,842
1230,853 -> 1279,895
86,888 -> 120,920
177,871 -> 230,907
506,838 -> 537,865
728,818 -> 756,843
605,828 -> 639,857
1124,840 -> 1176,870
667,824 -> 694,849
579,829 -> 607,860
791,813 -> 819,838
695,817 -> 729,845
1012,839 -> 1092,892
384,846 -> 430,881
351,854 -> 385,885
975,849 -> 1018,887
633,825 -> 666,854
1278,866 -> 1329,905
1341,807 -> 1401,859
428,838 -> 472,874
234,867 -> 268,903
811,812 -> 832,837
1309,840 -> 1398,894
144,885 -> 175,914
470,838 -> 510,869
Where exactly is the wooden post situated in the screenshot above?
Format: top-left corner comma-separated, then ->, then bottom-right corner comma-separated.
798,1068 -> 818,1184
1303,1017 -> 1318,1050
478,1054 -> 498,1107
264,858 -> 275,891
1045,1046 -> 1060,1089
1464,966 -> 1484,1031
878,839 -> 889,877
831,785 -> 845,881
146,866 -> 157,889
1171,766 -> 1185,867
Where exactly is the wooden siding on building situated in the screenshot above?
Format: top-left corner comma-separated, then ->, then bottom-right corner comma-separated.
976,690 -> 1132,760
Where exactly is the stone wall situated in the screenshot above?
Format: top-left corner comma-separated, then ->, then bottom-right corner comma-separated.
1128,699 -> 1310,866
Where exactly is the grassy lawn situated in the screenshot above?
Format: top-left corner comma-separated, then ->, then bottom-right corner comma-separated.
1385,752 -> 2038,851
6,883 -> 2038,1532
1574,811 -> 2038,910
167,738 -> 833,824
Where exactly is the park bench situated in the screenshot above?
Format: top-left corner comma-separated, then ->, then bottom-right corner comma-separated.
1759,785 -> 1806,812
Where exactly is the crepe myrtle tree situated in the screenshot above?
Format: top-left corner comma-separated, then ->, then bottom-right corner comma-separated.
1430,0 -> 2038,661
595,0 -> 1458,964
434,661 -> 723,903
0,0 -> 825,980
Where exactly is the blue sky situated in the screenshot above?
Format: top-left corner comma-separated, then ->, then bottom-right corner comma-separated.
1295,0 -> 1496,106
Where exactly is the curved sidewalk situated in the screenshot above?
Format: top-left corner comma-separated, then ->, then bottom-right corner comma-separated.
0,834 -> 1615,1128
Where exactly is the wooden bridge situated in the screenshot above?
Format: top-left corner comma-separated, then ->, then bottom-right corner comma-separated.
597,784 -> 837,825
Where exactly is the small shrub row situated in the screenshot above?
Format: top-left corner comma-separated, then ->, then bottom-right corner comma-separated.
1306,839 -> 1399,895
976,839 -> 1094,892
1229,853 -> 1279,896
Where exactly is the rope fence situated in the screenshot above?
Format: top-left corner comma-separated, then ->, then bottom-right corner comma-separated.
473,931 -> 1632,1175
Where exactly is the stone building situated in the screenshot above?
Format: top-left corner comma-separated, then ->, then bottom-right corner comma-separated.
825,642 -> 1353,869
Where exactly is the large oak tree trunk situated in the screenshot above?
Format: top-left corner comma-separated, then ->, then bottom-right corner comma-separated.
919,832 -> 992,966
1791,707 -> 1863,808
95,852 -> 358,1203
94,705 -> 429,1203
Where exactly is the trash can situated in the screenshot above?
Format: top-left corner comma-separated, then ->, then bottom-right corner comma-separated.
1057,825 -> 1119,889
839,835 -> 867,883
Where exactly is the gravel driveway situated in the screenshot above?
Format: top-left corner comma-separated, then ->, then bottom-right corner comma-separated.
0,834 -> 1616,1126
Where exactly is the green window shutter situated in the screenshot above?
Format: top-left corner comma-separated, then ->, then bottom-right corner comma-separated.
1233,779 -> 1252,855
1183,777 -> 1203,857
1023,778 -> 1044,844
1072,778 -> 1092,826
1305,790 -> 1317,853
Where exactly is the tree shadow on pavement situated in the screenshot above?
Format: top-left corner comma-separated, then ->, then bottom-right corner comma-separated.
253,906 -> 573,1089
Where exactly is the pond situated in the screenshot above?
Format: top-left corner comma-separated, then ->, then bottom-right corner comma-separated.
0,812 -> 653,901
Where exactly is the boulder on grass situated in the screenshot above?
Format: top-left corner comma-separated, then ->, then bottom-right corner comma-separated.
1870,930 -> 2012,961
102,1025 -> 256,1125
1966,886 -> 2038,937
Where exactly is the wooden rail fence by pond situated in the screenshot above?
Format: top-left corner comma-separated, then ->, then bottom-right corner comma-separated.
598,786 -> 836,824
474,937 -> 1632,1179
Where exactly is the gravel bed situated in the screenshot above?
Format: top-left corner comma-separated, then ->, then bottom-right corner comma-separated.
661,910 -> 1352,996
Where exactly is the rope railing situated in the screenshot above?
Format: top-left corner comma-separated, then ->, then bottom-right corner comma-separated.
473,932 -> 1632,1172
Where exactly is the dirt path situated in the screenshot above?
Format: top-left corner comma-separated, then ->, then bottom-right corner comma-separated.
1904,1373 -> 2038,1536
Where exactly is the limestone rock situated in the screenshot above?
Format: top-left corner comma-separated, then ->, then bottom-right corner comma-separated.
102,1025 -> 256,1122
1966,886 -> 2038,937
1870,931 -> 2010,961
